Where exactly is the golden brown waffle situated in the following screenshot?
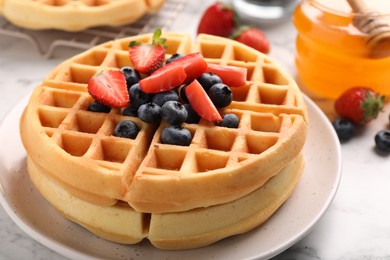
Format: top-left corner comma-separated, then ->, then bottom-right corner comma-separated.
28,152 -> 304,249
20,32 -> 308,249
0,0 -> 165,31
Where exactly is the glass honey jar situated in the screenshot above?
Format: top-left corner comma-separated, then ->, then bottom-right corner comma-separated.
293,0 -> 390,99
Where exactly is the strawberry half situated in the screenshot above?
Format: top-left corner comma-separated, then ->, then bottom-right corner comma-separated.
232,26 -> 270,54
88,70 -> 129,108
186,79 -> 222,122
139,65 -> 187,93
129,29 -> 167,74
139,52 -> 208,93
166,52 -> 208,82
335,87 -> 384,125
206,63 -> 247,87
197,2 -> 237,37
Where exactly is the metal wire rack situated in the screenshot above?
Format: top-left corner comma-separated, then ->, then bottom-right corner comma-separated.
0,0 -> 189,59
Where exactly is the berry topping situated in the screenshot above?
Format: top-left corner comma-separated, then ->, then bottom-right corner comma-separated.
197,72 -> 222,93
232,26 -> 270,54
335,87 -> 384,125
139,65 -> 187,93
185,79 -> 222,122
161,101 -> 188,125
129,83 -> 153,108
122,105 -> 138,117
87,70 -> 129,108
88,100 -> 111,113
375,130 -> 390,152
217,113 -> 240,128
161,125 -> 192,146
165,52 -> 208,83
120,66 -> 141,88
197,2 -> 236,37
129,29 -> 167,74
206,63 -> 247,87
179,84 -> 189,103
332,118 -> 356,142
152,89 -> 179,107
183,104 -> 201,124
114,120 -> 140,139
166,53 -> 184,64
208,83 -> 233,108
138,102 -> 162,123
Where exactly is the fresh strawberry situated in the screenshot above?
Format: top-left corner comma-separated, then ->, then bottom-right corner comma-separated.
88,70 -> 129,108
129,29 -> 167,74
232,26 -> 270,54
139,65 -> 187,93
139,52 -> 208,93
166,52 -> 208,82
185,79 -> 222,122
206,63 -> 247,87
335,87 -> 384,125
197,2 -> 237,37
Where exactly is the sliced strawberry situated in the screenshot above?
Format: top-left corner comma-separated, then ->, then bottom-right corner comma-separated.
129,29 -> 167,74
167,52 -> 208,82
88,70 -> 129,108
185,80 -> 222,122
139,65 -> 187,93
206,63 -> 247,87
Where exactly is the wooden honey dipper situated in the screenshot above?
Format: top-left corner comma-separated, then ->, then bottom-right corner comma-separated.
347,0 -> 390,58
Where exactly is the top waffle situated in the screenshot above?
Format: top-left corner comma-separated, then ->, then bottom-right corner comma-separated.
20,32 -> 308,214
0,0 -> 165,31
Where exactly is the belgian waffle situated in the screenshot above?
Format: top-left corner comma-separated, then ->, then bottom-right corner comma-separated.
20,32 -> 308,249
0,0 -> 165,31
28,151 -> 304,249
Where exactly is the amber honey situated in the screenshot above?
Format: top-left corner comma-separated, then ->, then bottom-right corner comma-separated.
293,0 -> 390,99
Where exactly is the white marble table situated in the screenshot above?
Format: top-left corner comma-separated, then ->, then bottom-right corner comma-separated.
0,0 -> 389,259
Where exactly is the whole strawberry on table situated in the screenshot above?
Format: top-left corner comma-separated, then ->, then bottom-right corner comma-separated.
332,86 -> 390,152
197,1 -> 270,54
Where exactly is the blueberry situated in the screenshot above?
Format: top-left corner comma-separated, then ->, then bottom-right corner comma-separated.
216,113 -> 239,128
197,72 -> 222,93
120,66 -> 141,88
88,100 -> 111,113
113,120 -> 140,139
375,130 -> 390,152
129,83 -> 153,108
122,105 -> 138,117
161,125 -> 192,146
332,118 -> 356,141
183,104 -> 201,124
162,101 -> 188,125
179,85 -> 189,103
208,83 -> 233,108
166,53 -> 184,64
152,90 -> 179,107
138,102 -> 162,123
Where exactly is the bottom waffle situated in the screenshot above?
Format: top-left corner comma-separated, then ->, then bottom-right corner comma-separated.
27,152 -> 304,250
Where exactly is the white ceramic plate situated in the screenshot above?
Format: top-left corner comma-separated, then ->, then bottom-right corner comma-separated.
0,95 -> 342,260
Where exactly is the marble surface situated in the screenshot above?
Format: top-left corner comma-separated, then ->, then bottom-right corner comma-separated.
0,0 -> 389,259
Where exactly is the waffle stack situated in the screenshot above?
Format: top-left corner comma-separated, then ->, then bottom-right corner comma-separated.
20,32 -> 308,250
0,0 -> 165,31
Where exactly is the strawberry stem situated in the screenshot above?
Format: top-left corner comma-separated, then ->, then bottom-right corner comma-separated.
128,28 -> 167,49
152,28 -> 167,48
361,90 -> 384,122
